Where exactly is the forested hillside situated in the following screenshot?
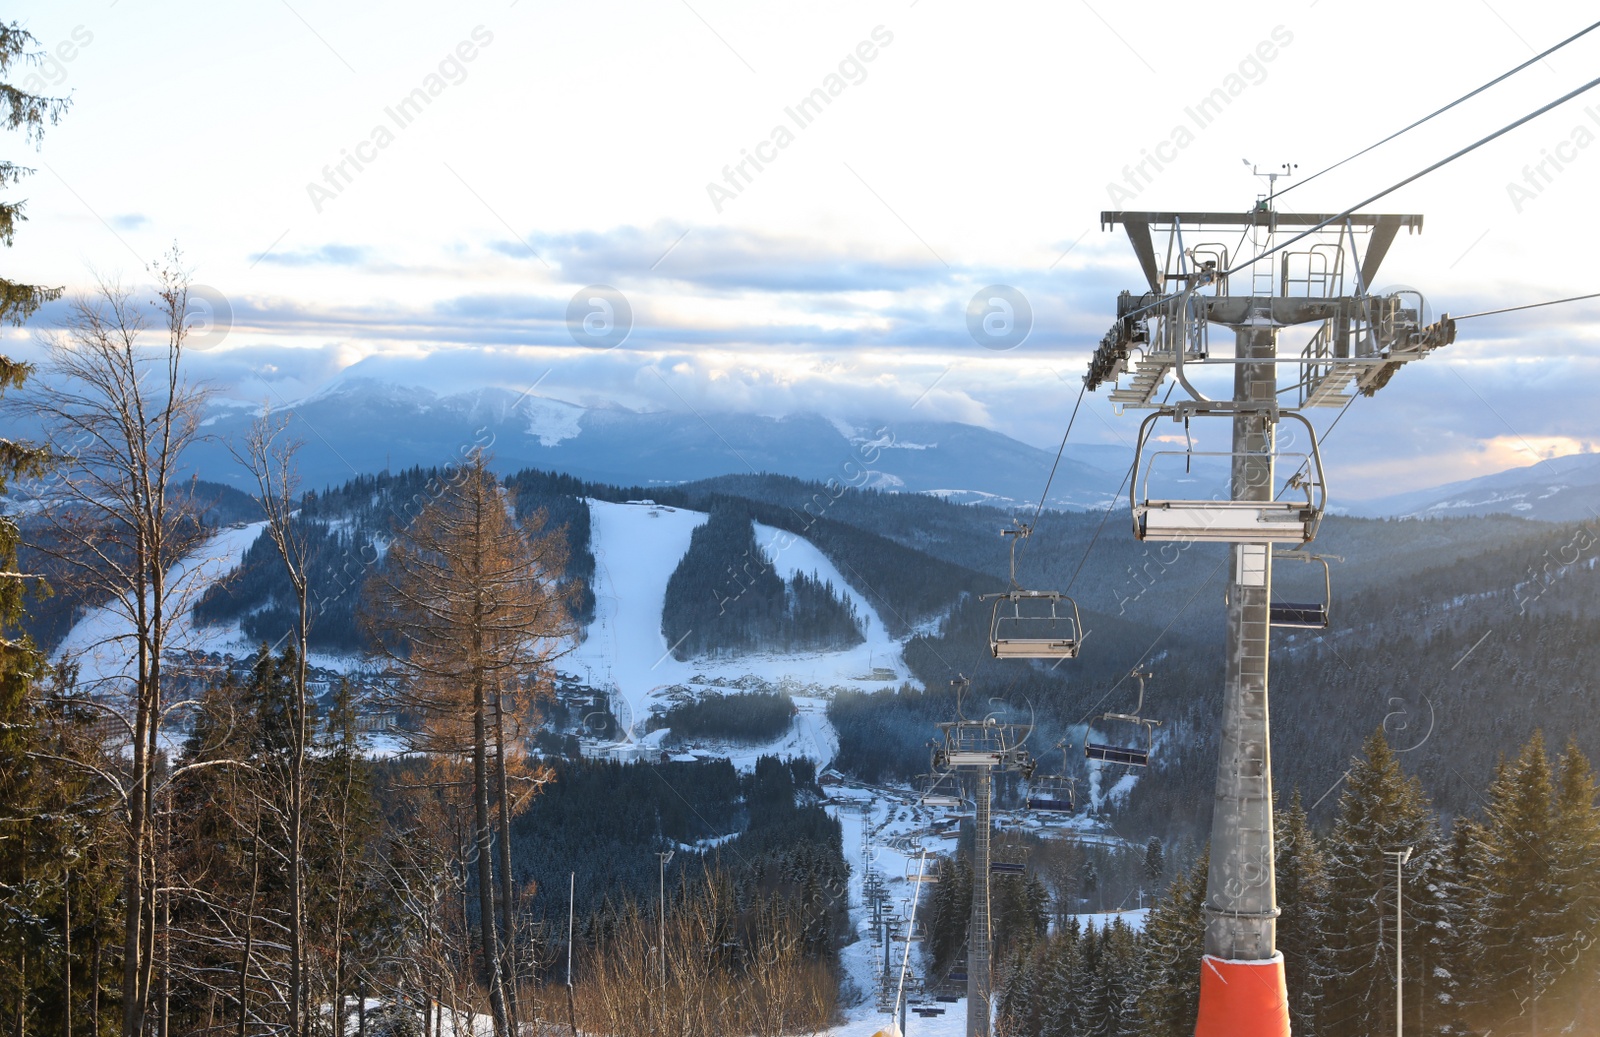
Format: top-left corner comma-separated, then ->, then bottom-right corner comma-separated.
660,502 -> 864,658
990,729 -> 1600,1037
189,465 -> 597,652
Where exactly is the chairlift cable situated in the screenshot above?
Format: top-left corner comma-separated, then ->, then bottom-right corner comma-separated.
1218,70 -> 1600,281
1073,552 -> 1228,728
1063,382 -> 1175,596
1453,291 -> 1600,320
1063,454 -> 1135,596
1275,392 -> 1360,502
1021,379 -> 1090,546
1276,17 -> 1600,200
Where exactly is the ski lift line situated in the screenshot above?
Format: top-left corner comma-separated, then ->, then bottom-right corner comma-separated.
1060,379 -> 1177,597
1217,70 -> 1600,281
1063,451 -> 1137,597
1452,290 -> 1600,320
1275,392 -> 1359,504
893,850 -> 928,1024
1276,17 -> 1600,201
1073,553 -> 1229,728
1021,379 -> 1089,543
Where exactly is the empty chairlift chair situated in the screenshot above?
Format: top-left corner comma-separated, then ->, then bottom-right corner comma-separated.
1026,771 -> 1076,814
1269,551 -> 1334,629
981,521 -> 1084,660
917,771 -> 964,811
1084,669 -> 1162,769
1131,409 -> 1327,545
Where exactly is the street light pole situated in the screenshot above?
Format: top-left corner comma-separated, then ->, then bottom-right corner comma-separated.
1384,847 -> 1413,1037
658,850 -> 674,999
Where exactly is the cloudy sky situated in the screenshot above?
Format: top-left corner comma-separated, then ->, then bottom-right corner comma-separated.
7,0 -> 1600,499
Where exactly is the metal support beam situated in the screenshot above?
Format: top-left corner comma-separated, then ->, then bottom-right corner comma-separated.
1121,218 -> 1163,294
1202,321 -> 1280,962
1103,210 -> 1422,231
1359,214 -> 1405,287
968,766 -> 992,1037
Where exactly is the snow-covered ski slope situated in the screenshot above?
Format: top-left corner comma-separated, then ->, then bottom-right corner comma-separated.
53,521 -> 270,695
568,499 -> 910,761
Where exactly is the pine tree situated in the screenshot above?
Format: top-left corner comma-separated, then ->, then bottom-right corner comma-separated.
1318,729 -> 1442,1037
1039,918 -> 1085,1037
1474,730 -> 1564,1030
1138,853 -> 1205,1037
1142,838 -> 1165,887
1081,919 -> 1140,1037
1427,818 -> 1480,1035
1275,789 -> 1328,1035
1545,738 -> 1600,1028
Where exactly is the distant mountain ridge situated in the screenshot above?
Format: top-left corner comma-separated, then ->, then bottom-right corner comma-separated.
1349,452 -> 1600,521
185,378 -> 1130,510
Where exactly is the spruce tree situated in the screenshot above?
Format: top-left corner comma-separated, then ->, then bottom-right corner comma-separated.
1137,853 -> 1205,1037
1039,917 -> 1084,1037
1318,729 -> 1442,1037
1275,789 -> 1328,1035
1546,738 -> 1600,1028
1082,919 -> 1140,1037
1474,730 -> 1563,1029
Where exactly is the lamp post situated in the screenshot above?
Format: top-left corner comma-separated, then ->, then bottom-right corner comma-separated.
1384,847 -> 1413,1037
658,850 -> 674,998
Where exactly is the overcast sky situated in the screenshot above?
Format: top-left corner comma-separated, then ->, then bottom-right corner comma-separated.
7,0 -> 1600,499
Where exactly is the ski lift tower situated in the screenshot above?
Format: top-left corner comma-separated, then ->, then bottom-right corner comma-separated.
930,677 -> 1035,1037
1083,186 -> 1456,1037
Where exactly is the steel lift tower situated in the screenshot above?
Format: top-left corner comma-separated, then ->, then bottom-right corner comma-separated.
1083,192 -> 1456,1037
929,678 -> 1034,1037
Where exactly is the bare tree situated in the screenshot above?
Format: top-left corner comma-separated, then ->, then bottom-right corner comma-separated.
28,256 -> 221,1037
367,453 -> 575,1037
233,413 -> 313,1037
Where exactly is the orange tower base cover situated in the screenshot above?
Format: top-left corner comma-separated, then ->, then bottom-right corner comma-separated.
1194,953 -> 1291,1037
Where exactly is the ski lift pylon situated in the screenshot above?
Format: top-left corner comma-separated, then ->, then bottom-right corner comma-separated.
1270,550 -> 1335,629
980,520 -> 1084,660
1084,669 -> 1162,768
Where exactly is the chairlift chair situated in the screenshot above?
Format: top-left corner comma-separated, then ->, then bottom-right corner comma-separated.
1084,670 -> 1162,769
980,521 -> 1084,660
1026,772 -> 1077,814
1131,409 -> 1327,545
1270,551 -> 1334,629
917,771 -> 964,811
990,861 -> 1026,876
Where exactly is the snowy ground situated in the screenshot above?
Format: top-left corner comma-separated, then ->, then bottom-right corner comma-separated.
568,500 -> 912,762
53,521 -> 269,696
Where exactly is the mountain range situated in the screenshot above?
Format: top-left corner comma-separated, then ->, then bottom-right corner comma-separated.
24,374 -> 1591,522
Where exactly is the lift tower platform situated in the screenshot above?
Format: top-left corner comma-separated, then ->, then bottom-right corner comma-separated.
1084,198 -> 1456,1037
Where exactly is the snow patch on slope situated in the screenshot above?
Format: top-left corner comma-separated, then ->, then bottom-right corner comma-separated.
54,522 -> 269,695
568,500 -> 911,768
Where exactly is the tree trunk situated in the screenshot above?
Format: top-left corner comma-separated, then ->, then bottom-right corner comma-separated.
494,690 -> 521,1031
475,677 -> 510,1037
